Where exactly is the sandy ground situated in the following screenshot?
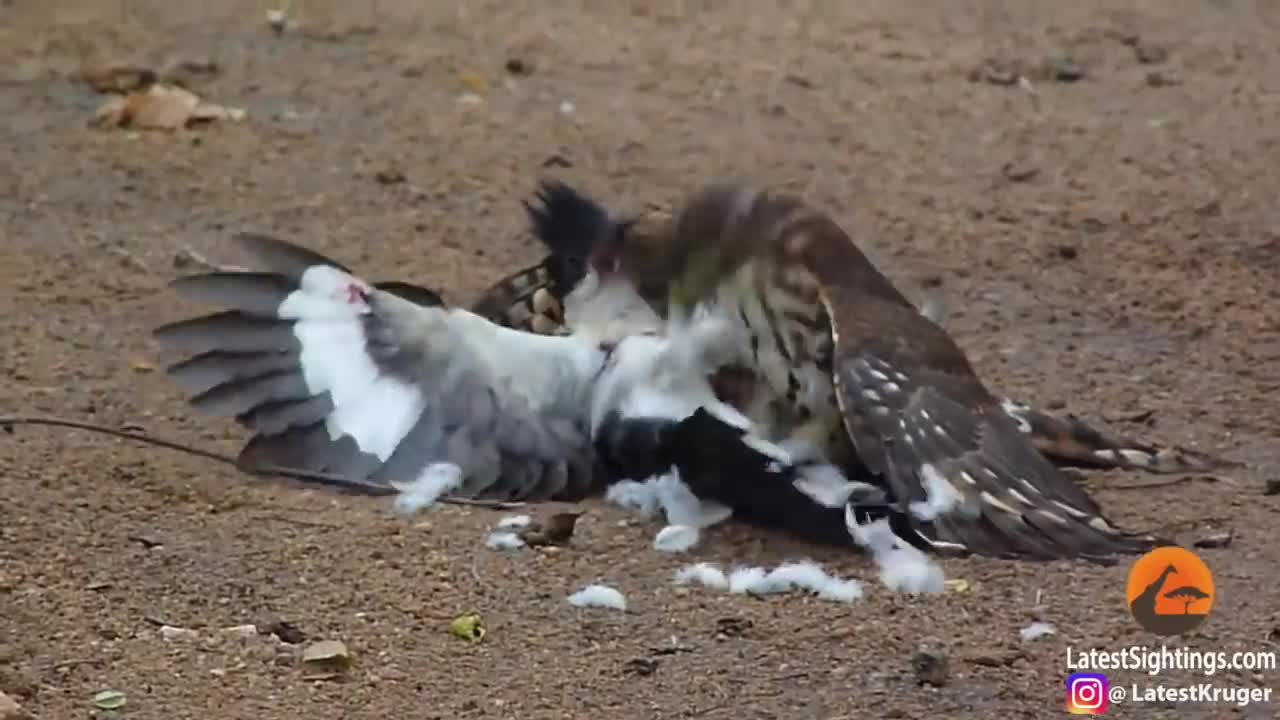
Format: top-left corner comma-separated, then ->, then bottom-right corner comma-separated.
2,1 -> 1279,718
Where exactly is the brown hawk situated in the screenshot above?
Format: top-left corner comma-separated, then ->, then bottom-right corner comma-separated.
474,180 -> 1222,480
472,180 -> 1225,563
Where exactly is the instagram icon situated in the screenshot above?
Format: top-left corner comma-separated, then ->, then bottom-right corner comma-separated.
1066,673 -> 1110,715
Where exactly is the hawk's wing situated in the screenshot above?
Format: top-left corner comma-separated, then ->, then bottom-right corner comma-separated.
823,288 -> 1161,563
154,233 -> 607,505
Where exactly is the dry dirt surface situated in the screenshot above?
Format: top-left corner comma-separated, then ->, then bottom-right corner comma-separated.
2,1 -> 1279,719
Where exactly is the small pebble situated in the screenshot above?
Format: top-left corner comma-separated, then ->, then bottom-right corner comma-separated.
0,691 -> 23,720
912,638 -> 950,686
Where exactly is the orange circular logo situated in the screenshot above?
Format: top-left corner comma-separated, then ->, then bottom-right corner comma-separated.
1126,546 -> 1215,636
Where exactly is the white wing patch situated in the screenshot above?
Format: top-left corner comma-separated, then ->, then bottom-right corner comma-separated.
282,266 -> 427,461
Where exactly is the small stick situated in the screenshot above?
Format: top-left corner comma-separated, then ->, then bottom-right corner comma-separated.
0,415 -> 524,510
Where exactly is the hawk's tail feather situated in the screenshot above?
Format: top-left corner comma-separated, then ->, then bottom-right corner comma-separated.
523,179 -> 610,293
470,262 -> 565,334
1001,399 -> 1237,475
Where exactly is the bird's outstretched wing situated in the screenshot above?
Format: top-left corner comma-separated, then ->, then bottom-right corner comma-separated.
153,233 -> 606,504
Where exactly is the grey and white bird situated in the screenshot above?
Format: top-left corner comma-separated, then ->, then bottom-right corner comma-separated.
152,232 -> 754,513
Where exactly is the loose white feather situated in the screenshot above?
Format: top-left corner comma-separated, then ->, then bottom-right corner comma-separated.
673,563 -> 729,590
655,470 -> 732,529
495,514 -> 532,530
484,531 -> 526,551
728,566 -> 770,595
722,561 -> 863,603
845,510 -> 945,594
567,584 -> 627,611
604,479 -> 662,518
1020,622 -> 1057,642
760,561 -> 833,593
390,462 -> 463,514
653,525 -> 700,553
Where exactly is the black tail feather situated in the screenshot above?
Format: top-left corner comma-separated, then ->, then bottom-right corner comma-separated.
666,409 -> 872,548
522,179 -> 614,296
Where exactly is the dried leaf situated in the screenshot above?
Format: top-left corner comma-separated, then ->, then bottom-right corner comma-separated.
136,84 -> 199,128
0,690 -> 24,720
449,613 -> 485,642
92,690 -> 127,710
90,83 -> 245,131
943,578 -> 970,593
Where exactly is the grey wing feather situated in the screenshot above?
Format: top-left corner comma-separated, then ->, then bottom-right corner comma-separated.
232,232 -> 355,276
155,233 -> 607,505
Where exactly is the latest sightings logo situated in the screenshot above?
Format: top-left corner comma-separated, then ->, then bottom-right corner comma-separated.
1066,673 -> 1110,715
1126,546 -> 1214,636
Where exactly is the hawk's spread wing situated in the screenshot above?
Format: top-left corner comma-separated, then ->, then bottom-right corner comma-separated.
154,233 -> 606,504
822,264 -> 1160,563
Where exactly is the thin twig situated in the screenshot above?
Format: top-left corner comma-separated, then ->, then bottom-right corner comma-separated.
48,658 -> 103,671
257,513 -> 344,530
1110,476 -> 1228,491
0,415 -> 524,510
